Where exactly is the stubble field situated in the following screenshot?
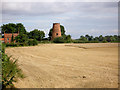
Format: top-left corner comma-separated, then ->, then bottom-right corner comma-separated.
6,43 -> 118,88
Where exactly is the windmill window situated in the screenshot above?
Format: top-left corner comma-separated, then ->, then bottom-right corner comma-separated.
7,38 -> 9,41
56,33 -> 58,36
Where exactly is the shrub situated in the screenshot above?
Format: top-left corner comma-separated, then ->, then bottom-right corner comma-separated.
38,40 -> 52,44
53,37 -> 65,43
72,40 -> 85,43
102,40 -> 108,43
27,39 -> 38,46
2,45 -> 24,88
6,43 -> 17,47
32,39 -> 38,46
64,40 -> 72,43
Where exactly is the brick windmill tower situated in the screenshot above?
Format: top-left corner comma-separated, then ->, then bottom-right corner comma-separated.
51,23 -> 61,40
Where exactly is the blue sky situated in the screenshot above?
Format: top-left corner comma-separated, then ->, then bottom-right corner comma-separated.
1,0 -> 118,39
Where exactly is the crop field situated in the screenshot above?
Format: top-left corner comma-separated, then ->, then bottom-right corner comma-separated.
5,43 -> 118,88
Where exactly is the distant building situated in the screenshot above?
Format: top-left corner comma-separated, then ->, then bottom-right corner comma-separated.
51,23 -> 61,40
1,31 -> 19,43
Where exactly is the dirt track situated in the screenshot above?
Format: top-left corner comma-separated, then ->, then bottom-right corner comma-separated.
6,43 -> 118,88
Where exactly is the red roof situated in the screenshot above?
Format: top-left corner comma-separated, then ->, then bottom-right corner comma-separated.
4,33 -> 19,38
0,38 -> 4,41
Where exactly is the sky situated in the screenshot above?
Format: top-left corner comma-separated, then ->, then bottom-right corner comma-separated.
0,0 -> 119,39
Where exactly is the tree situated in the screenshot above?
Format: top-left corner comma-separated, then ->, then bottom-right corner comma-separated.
64,35 -> 72,43
11,34 -> 14,43
16,23 -> 27,34
85,34 -> 90,41
65,35 -> 71,40
1,23 -> 27,34
113,35 -> 118,41
79,35 -> 88,42
99,35 -> 103,41
48,25 -> 66,39
28,29 -> 45,41
15,33 -> 28,45
89,36 -> 93,41
27,39 -> 38,46
110,36 -> 116,42
1,23 -> 16,33
53,37 -> 64,43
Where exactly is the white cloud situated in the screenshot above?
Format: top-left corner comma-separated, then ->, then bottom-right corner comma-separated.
2,2 -> 117,16
2,2 -> 75,16
2,0 -> 119,2
1,2 -> 118,38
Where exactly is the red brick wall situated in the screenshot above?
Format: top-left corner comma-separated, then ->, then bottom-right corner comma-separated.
51,23 -> 61,40
4,33 -> 19,43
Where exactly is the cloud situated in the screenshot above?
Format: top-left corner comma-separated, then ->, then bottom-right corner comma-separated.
1,2 -> 118,38
2,2 -> 75,16
2,2 -> 117,16
2,0 -> 119,2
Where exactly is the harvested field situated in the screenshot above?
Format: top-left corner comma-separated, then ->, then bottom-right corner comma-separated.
5,43 -> 118,88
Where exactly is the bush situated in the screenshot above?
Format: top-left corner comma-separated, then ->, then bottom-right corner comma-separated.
2,45 -> 24,88
6,43 -> 17,47
32,39 -> 38,46
53,37 -> 65,43
102,40 -> 108,43
27,39 -> 38,46
38,40 -> 52,44
64,40 -> 72,43
72,40 -> 85,43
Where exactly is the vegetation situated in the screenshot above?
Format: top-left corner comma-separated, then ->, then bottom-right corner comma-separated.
2,44 -> 24,89
1,23 -> 27,34
27,29 -> 45,41
1,23 -> 46,47
1,23 -> 120,45
11,34 -> 14,43
6,43 -> 18,47
53,37 -> 65,43
0,23 -> 119,88
49,24 -> 72,43
0,41 -> 2,89
27,39 -> 38,46
15,33 -> 28,46
74,34 -> 120,43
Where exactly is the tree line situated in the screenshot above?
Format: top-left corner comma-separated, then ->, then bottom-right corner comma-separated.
74,34 -> 120,43
1,23 -> 45,46
1,23 -> 119,45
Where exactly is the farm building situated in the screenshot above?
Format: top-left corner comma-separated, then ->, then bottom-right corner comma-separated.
0,31 -> 19,43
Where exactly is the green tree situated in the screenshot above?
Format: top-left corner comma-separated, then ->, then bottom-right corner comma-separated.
99,35 -> 103,41
27,39 -> 38,46
105,36 -> 111,42
1,23 -> 27,34
64,35 -> 72,43
28,29 -> 45,41
53,37 -> 64,43
79,35 -> 88,41
1,23 -> 16,33
15,33 -> 28,45
16,23 -> 27,34
89,36 -> 93,41
65,35 -> 71,40
85,34 -> 90,41
11,34 -> 14,43
113,35 -> 118,41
